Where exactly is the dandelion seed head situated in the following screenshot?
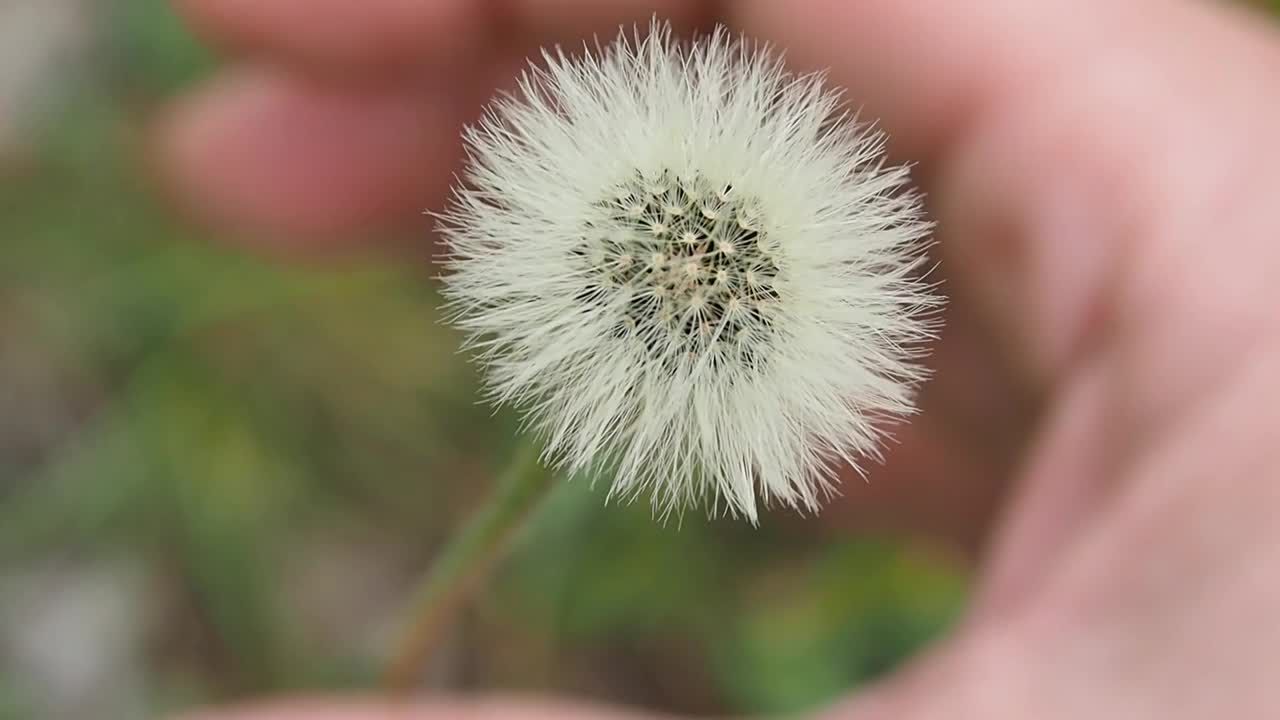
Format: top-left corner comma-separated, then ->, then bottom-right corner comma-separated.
440,21 -> 940,521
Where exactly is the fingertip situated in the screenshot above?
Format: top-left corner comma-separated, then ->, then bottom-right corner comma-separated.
177,697 -> 661,720
500,0 -> 712,45
729,0 -> 1084,168
176,699 -> 422,720
156,68 -> 462,253
176,0 -> 488,72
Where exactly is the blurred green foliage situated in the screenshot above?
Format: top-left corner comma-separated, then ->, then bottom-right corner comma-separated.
1,1 -> 972,718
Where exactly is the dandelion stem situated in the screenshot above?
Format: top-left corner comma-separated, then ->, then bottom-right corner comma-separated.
383,441 -> 555,692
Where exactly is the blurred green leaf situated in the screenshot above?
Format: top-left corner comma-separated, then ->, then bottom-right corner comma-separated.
135,353 -> 298,690
508,489 -> 731,639
0,399 -> 149,559
714,539 -> 966,714
111,0 -> 216,97
0,680 -> 35,720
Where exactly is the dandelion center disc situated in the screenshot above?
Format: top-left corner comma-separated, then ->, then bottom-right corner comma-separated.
576,170 -> 779,365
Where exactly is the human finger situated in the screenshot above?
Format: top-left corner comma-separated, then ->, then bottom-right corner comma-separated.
179,697 -> 667,720
156,67 -> 469,251
174,0 -> 709,73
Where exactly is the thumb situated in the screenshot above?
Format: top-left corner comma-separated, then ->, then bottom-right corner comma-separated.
816,629 -> 1033,719
177,697 -> 670,719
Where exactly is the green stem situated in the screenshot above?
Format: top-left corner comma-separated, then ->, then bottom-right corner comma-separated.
383,441 -> 556,691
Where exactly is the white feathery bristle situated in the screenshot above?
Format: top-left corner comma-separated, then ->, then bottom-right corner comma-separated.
439,22 -> 940,522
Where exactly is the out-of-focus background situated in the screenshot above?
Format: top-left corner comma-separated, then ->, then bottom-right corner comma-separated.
0,2 -> 1270,719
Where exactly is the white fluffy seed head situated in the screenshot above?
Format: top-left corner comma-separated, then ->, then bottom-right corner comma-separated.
439,22 -> 940,522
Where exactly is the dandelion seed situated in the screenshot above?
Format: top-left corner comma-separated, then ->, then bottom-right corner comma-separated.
440,22 -> 939,521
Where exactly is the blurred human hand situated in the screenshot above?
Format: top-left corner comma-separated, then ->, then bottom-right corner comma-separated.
166,0 -> 1280,717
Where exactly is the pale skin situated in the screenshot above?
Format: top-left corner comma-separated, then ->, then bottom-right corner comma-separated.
166,0 -> 1280,717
